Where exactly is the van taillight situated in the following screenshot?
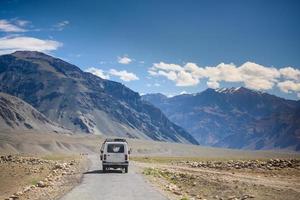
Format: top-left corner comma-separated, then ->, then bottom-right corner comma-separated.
125,154 -> 128,160
104,154 -> 107,160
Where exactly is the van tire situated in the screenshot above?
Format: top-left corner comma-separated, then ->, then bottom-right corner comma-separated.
124,166 -> 128,173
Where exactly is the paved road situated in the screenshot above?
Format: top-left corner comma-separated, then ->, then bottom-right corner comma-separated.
60,155 -> 168,200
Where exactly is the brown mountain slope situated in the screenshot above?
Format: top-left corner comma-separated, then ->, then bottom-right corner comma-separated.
0,92 -> 69,133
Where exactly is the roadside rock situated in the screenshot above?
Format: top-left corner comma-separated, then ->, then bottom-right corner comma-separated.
165,183 -> 182,195
8,194 -> 19,200
37,181 -> 47,188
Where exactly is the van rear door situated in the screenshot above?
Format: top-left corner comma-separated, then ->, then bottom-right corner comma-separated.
106,143 -> 125,163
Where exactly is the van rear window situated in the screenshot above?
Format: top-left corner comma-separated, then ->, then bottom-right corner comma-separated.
107,144 -> 124,153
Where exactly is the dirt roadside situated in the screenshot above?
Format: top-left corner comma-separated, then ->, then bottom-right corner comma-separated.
135,158 -> 300,200
0,154 -> 89,200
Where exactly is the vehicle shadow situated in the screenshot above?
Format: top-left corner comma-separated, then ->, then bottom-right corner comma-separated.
84,169 -> 123,174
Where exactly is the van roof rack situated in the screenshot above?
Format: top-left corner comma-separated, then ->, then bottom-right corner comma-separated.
104,138 -> 127,143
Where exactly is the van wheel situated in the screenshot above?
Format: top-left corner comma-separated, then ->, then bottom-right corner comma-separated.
102,166 -> 106,173
124,166 -> 128,173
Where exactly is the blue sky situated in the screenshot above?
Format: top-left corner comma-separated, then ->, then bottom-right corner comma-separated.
0,0 -> 300,99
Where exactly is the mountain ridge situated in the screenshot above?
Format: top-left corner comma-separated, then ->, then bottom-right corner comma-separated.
142,87 -> 300,151
0,51 -> 198,145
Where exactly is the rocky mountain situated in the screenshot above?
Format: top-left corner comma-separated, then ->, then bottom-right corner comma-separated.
142,87 -> 300,150
0,92 -> 69,133
0,51 -> 198,144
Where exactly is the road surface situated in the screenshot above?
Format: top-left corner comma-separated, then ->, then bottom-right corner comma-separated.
60,155 -> 168,200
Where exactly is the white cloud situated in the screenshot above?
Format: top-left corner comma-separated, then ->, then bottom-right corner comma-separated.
109,69 -> 139,81
185,62 -> 279,90
176,70 -> 199,86
239,62 -> 280,90
154,83 -> 160,87
279,67 -> 300,81
149,62 -> 198,86
85,67 -> 110,79
148,70 -> 158,76
149,62 -> 199,86
118,56 -> 132,64
0,19 -> 27,32
15,19 -> 30,27
157,70 -> 177,81
277,81 -> 300,93
85,67 -> 139,82
54,20 -> 70,31
205,63 -> 243,82
0,36 -> 62,55
151,62 -> 183,72
184,62 -> 205,78
207,81 -> 220,89
148,61 -> 300,95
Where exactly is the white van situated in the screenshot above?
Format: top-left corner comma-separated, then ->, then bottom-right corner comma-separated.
100,138 -> 130,173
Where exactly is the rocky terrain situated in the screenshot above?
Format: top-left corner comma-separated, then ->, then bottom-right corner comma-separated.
0,154 -> 86,200
142,87 -> 300,150
0,92 -> 70,133
139,158 -> 300,200
180,158 -> 300,171
0,51 -> 197,144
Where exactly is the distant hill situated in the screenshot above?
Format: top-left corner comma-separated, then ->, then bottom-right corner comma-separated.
142,87 -> 300,151
0,51 -> 197,144
0,92 -> 69,133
